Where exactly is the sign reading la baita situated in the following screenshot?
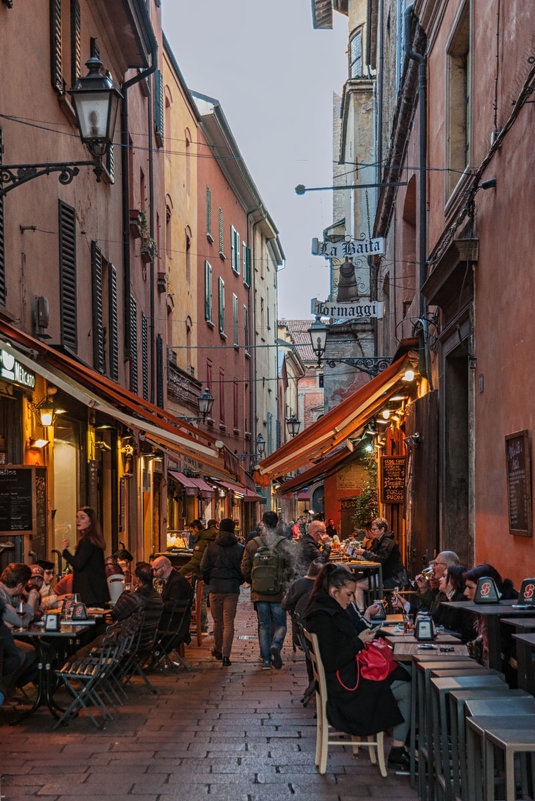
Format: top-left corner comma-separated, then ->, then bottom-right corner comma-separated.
311,298 -> 384,319
312,237 -> 385,259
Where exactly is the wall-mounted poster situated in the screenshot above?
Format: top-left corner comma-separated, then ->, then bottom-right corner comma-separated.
505,430 -> 532,537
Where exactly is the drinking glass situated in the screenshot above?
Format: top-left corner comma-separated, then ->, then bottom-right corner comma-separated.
17,599 -> 25,631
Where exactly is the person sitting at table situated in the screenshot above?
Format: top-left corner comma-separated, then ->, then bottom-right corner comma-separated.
463,563 -> 517,665
304,563 -> 412,771
431,565 -> 474,641
53,572 -> 73,598
353,518 -> 407,610
35,560 -> 55,599
0,565 -> 38,694
393,550 -> 461,617
23,565 -> 46,617
113,548 -> 134,586
61,507 -> 109,606
152,556 -> 194,635
298,520 -> 332,575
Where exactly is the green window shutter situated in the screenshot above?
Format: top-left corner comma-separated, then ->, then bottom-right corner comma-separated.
231,227 -> 240,274
206,187 -> 212,237
129,296 -> 138,393
218,277 -> 225,333
230,225 -> 236,270
108,264 -> 119,381
243,245 -> 251,287
91,242 -> 105,374
0,129 -> 5,306
156,334 -> 164,408
243,305 -> 249,351
204,261 -> 212,322
58,200 -> 77,352
154,70 -> 164,147
70,0 -> 81,88
50,0 -> 64,95
233,294 -> 238,346
218,208 -> 223,254
141,313 -> 149,400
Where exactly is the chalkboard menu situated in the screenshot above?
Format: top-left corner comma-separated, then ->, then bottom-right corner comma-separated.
0,466 -> 34,532
381,456 -> 406,504
505,430 -> 532,537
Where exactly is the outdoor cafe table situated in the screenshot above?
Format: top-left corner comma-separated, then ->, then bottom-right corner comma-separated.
512,632 -> 535,694
342,559 -> 383,601
441,599 -> 535,670
13,621 -> 97,721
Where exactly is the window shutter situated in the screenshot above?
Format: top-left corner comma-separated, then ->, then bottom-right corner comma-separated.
156,334 -> 164,408
70,0 -> 81,88
244,245 -> 251,287
218,277 -> 225,333
141,313 -> 149,400
243,305 -> 249,351
50,0 -> 64,95
129,296 -> 138,393
154,70 -> 164,147
91,242 -> 105,373
59,200 -> 77,352
218,208 -> 223,254
204,261 -> 212,322
233,294 -> 238,346
108,264 -> 119,381
206,187 -> 212,236
0,129 -> 5,306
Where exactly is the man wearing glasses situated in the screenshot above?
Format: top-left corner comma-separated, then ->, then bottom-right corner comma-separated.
395,550 -> 460,615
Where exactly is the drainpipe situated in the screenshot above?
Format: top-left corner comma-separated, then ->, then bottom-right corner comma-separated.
120,36 -> 158,371
404,4 -> 430,380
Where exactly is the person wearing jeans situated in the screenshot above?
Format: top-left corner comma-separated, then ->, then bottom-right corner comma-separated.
240,512 -> 293,670
200,518 -> 244,666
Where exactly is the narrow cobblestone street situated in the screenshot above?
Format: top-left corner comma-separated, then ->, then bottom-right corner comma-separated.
0,593 -> 417,801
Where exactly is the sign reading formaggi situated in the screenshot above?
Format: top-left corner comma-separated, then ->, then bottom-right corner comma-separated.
0,349 -> 36,389
311,298 -> 384,319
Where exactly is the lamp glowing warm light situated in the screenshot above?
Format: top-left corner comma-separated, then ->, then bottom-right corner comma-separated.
402,370 -> 415,382
30,438 -> 49,449
365,444 -> 374,453
381,409 -> 391,419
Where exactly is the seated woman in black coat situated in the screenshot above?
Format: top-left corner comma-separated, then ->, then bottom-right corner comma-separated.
432,565 -> 474,641
304,563 -> 411,771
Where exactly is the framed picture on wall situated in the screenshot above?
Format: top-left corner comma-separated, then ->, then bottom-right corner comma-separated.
505,430 -> 533,537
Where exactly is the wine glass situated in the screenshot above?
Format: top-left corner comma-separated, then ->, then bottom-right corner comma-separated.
17,599 -> 25,631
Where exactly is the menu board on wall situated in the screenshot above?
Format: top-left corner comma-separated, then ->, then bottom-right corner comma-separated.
0,466 -> 34,533
381,457 -> 406,504
505,430 -> 532,537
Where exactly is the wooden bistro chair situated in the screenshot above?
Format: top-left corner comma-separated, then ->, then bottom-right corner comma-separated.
304,629 -> 387,777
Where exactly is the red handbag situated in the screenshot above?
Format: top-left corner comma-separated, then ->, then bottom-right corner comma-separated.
336,638 -> 397,691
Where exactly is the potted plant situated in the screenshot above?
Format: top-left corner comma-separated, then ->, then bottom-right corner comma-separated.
138,211 -> 158,262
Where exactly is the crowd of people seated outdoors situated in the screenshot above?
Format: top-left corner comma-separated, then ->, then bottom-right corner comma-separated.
0,506 -> 523,765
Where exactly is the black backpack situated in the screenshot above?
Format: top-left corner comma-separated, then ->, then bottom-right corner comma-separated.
251,536 -> 285,595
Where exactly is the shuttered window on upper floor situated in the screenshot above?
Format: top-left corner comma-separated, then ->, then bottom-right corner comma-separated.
349,28 -> 362,78
0,129 -> 5,307
243,243 -> 251,287
206,187 -> 212,239
154,70 -> 164,148
204,261 -> 213,323
59,200 -> 77,352
141,313 -> 149,400
218,277 -> 225,334
50,0 -> 81,97
218,208 -> 224,256
230,226 -> 240,274
108,264 -> 119,381
129,295 -> 138,393
156,334 -> 164,408
91,242 -> 105,374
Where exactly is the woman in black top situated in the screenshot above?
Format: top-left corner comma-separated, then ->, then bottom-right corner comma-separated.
62,507 -> 109,606
304,563 -> 411,770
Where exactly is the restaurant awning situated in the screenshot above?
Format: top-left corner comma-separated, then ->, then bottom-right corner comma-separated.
168,471 -> 215,498
297,489 -> 310,501
258,352 -> 417,479
214,480 -> 262,502
277,445 -> 355,495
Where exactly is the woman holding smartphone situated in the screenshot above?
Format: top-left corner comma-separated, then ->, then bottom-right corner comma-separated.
62,507 -> 109,606
304,563 -> 412,771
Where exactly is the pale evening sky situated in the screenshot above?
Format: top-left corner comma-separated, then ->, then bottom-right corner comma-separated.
162,1 -> 348,320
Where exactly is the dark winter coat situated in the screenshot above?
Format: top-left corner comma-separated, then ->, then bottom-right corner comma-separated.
298,533 -> 331,575
179,525 -> 219,579
241,533 -> 294,603
304,591 -> 403,736
432,590 -> 475,641
367,532 -> 405,584
282,576 -> 315,617
200,532 -> 245,594
62,535 -> 109,606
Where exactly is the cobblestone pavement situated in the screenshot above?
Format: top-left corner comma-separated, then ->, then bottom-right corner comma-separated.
0,591 -> 417,800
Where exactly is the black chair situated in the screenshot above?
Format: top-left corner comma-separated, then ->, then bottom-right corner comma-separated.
291,611 -> 315,707
152,598 -> 192,671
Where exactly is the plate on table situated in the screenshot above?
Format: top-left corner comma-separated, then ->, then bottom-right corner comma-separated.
87,607 -> 107,614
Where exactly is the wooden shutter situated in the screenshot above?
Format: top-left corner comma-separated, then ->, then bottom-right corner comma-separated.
70,0 -> 81,88
141,313 -> 149,400
218,277 -> 225,333
204,261 -> 212,321
218,208 -> 223,254
156,334 -> 164,408
50,0 -> 64,95
206,187 -> 212,236
154,70 -> 164,147
129,296 -> 138,393
91,242 -> 105,373
59,200 -> 77,352
0,129 -> 5,306
108,265 -> 119,381
233,294 -> 238,346
244,245 -> 251,287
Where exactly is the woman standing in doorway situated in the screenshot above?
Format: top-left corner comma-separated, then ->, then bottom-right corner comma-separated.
62,507 -> 109,606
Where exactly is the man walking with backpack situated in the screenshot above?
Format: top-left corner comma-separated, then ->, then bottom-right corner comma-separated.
241,511 -> 293,670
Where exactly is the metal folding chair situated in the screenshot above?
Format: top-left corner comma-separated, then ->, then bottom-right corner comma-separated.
152,598 -> 192,671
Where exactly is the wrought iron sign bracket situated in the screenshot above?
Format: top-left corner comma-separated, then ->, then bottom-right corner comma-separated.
0,160 -> 99,198
325,356 -> 392,377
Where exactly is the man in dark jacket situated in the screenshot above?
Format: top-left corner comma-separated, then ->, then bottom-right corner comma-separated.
354,518 -> 405,608
111,562 -> 163,632
179,519 -> 218,633
241,514 -> 294,670
152,556 -> 193,638
200,518 -> 244,665
298,520 -> 332,575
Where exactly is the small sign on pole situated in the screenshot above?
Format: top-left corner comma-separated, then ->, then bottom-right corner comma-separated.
311,298 -> 384,319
